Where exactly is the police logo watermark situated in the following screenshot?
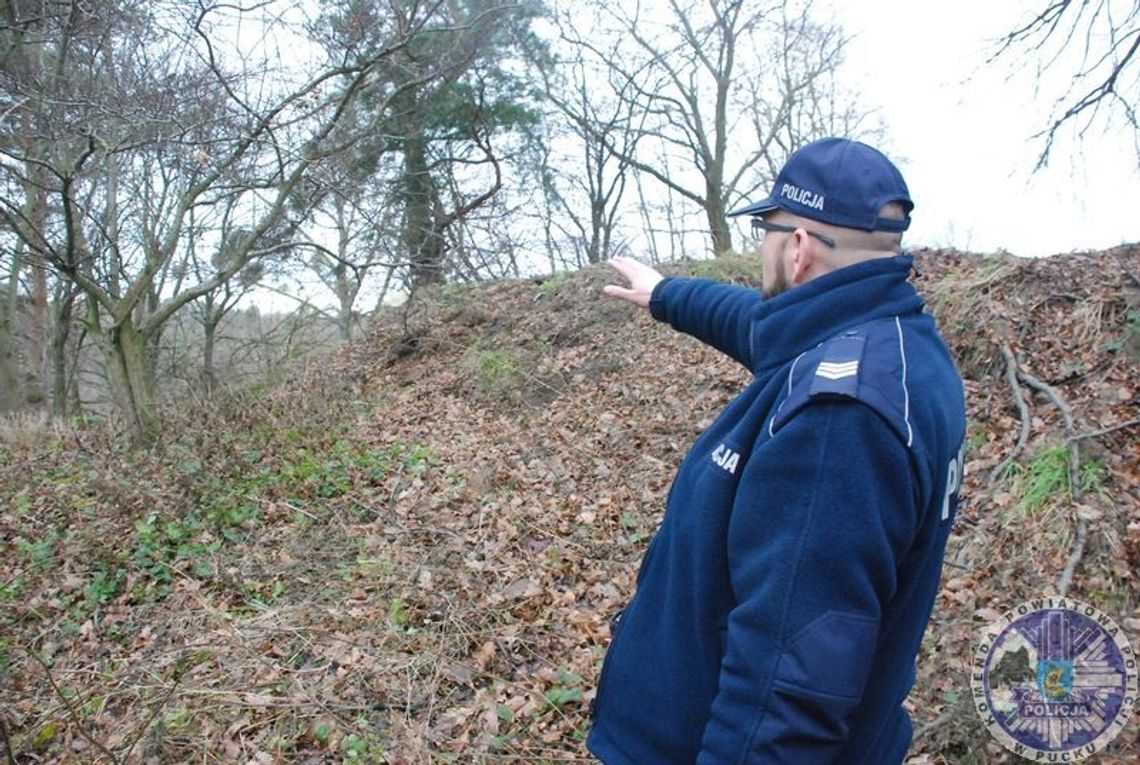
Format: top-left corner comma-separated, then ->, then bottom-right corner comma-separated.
973,597 -> 1138,760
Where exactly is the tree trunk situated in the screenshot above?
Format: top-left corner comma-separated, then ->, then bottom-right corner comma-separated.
67,325 -> 86,420
335,263 -> 355,342
0,261 -> 21,413
332,206 -> 355,342
706,195 -> 733,255
24,175 -> 48,408
0,321 -> 19,413
102,319 -> 159,444
587,140 -> 607,264
49,287 -> 77,418
202,312 -> 219,396
705,152 -> 732,254
588,196 -> 604,265
403,122 -> 445,290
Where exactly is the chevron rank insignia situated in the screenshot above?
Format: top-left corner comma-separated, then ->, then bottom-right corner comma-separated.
816,360 -> 859,380
809,334 -> 866,397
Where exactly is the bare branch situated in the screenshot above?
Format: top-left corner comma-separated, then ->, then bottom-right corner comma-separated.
988,344 -> 1033,487
990,1 -> 1140,168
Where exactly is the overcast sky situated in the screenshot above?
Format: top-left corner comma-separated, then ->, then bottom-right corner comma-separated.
821,0 -> 1139,257
248,1 -> 1139,311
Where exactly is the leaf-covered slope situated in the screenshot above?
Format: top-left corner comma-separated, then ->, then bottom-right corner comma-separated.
1,247 -> 1137,763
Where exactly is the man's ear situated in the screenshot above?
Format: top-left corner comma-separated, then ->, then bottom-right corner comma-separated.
790,229 -> 817,285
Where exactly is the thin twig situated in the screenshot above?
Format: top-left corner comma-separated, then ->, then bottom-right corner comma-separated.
1016,370 -> 1074,430
1,711 -> 16,765
913,707 -> 958,740
164,689 -> 422,712
117,662 -> 187,764
271,496 -> 319,521
387,460 -> 407,513
25,650 -> 120,764
1057,518 -> 1090,598
988,345 -> 1031,487
1066,418 -> 1140,443
382,523 -> 461,541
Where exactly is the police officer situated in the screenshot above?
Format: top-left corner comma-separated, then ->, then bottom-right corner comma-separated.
589,137 -> 966,764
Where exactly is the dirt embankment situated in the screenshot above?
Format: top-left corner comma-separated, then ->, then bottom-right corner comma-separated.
2,246 -> 1137,763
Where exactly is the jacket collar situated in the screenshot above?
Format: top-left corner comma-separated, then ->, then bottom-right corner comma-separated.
751,254 -> 924,373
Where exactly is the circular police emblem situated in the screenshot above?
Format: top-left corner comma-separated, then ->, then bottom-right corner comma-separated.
972,597 -> 1138,760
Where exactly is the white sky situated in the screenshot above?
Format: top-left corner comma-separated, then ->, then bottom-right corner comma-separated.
822,0 -> 1140,257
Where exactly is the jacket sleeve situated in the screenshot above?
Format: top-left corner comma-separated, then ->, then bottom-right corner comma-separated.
697,400 -> 919,764
649,277 -> 761,370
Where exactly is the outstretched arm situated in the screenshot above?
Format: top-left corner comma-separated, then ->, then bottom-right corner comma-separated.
602,257 -> 761,370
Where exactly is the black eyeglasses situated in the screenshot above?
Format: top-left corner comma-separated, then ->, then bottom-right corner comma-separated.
750,218 -> 836,248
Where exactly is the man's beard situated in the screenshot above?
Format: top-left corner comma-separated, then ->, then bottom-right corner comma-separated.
762,265 -> 791,299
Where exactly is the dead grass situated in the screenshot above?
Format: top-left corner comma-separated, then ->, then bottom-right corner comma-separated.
0,410 -> 70,455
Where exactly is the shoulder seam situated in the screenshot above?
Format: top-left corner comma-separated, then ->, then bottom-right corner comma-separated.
893,315 -> 914,447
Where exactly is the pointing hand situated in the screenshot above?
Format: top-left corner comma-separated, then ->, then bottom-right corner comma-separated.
602,257 -> 664,309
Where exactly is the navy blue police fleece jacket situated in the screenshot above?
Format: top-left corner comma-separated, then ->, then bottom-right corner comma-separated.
586,254 -> 966,765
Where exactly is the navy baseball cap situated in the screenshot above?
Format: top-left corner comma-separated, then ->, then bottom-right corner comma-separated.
728,137 -> 913,232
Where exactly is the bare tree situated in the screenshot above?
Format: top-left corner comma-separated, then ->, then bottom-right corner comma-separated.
536,7 -> 640,267
186,208 -> 289,395
990,1 -> 1140,168
297,179 -> 400,342
311,201 -> 388,342
560,0 -> 868,256
0,0 -> 72,411
46,265 -> 82,415
0,1 -> 460,443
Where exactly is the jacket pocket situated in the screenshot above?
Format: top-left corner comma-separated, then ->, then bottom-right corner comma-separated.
772,611 -> 879,707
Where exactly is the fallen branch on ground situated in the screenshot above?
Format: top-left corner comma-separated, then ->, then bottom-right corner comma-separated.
1016,366 -> 1088,597
1066,418 -> 1140,443
26,649 -> 120,764
988,344 -> 1031,487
